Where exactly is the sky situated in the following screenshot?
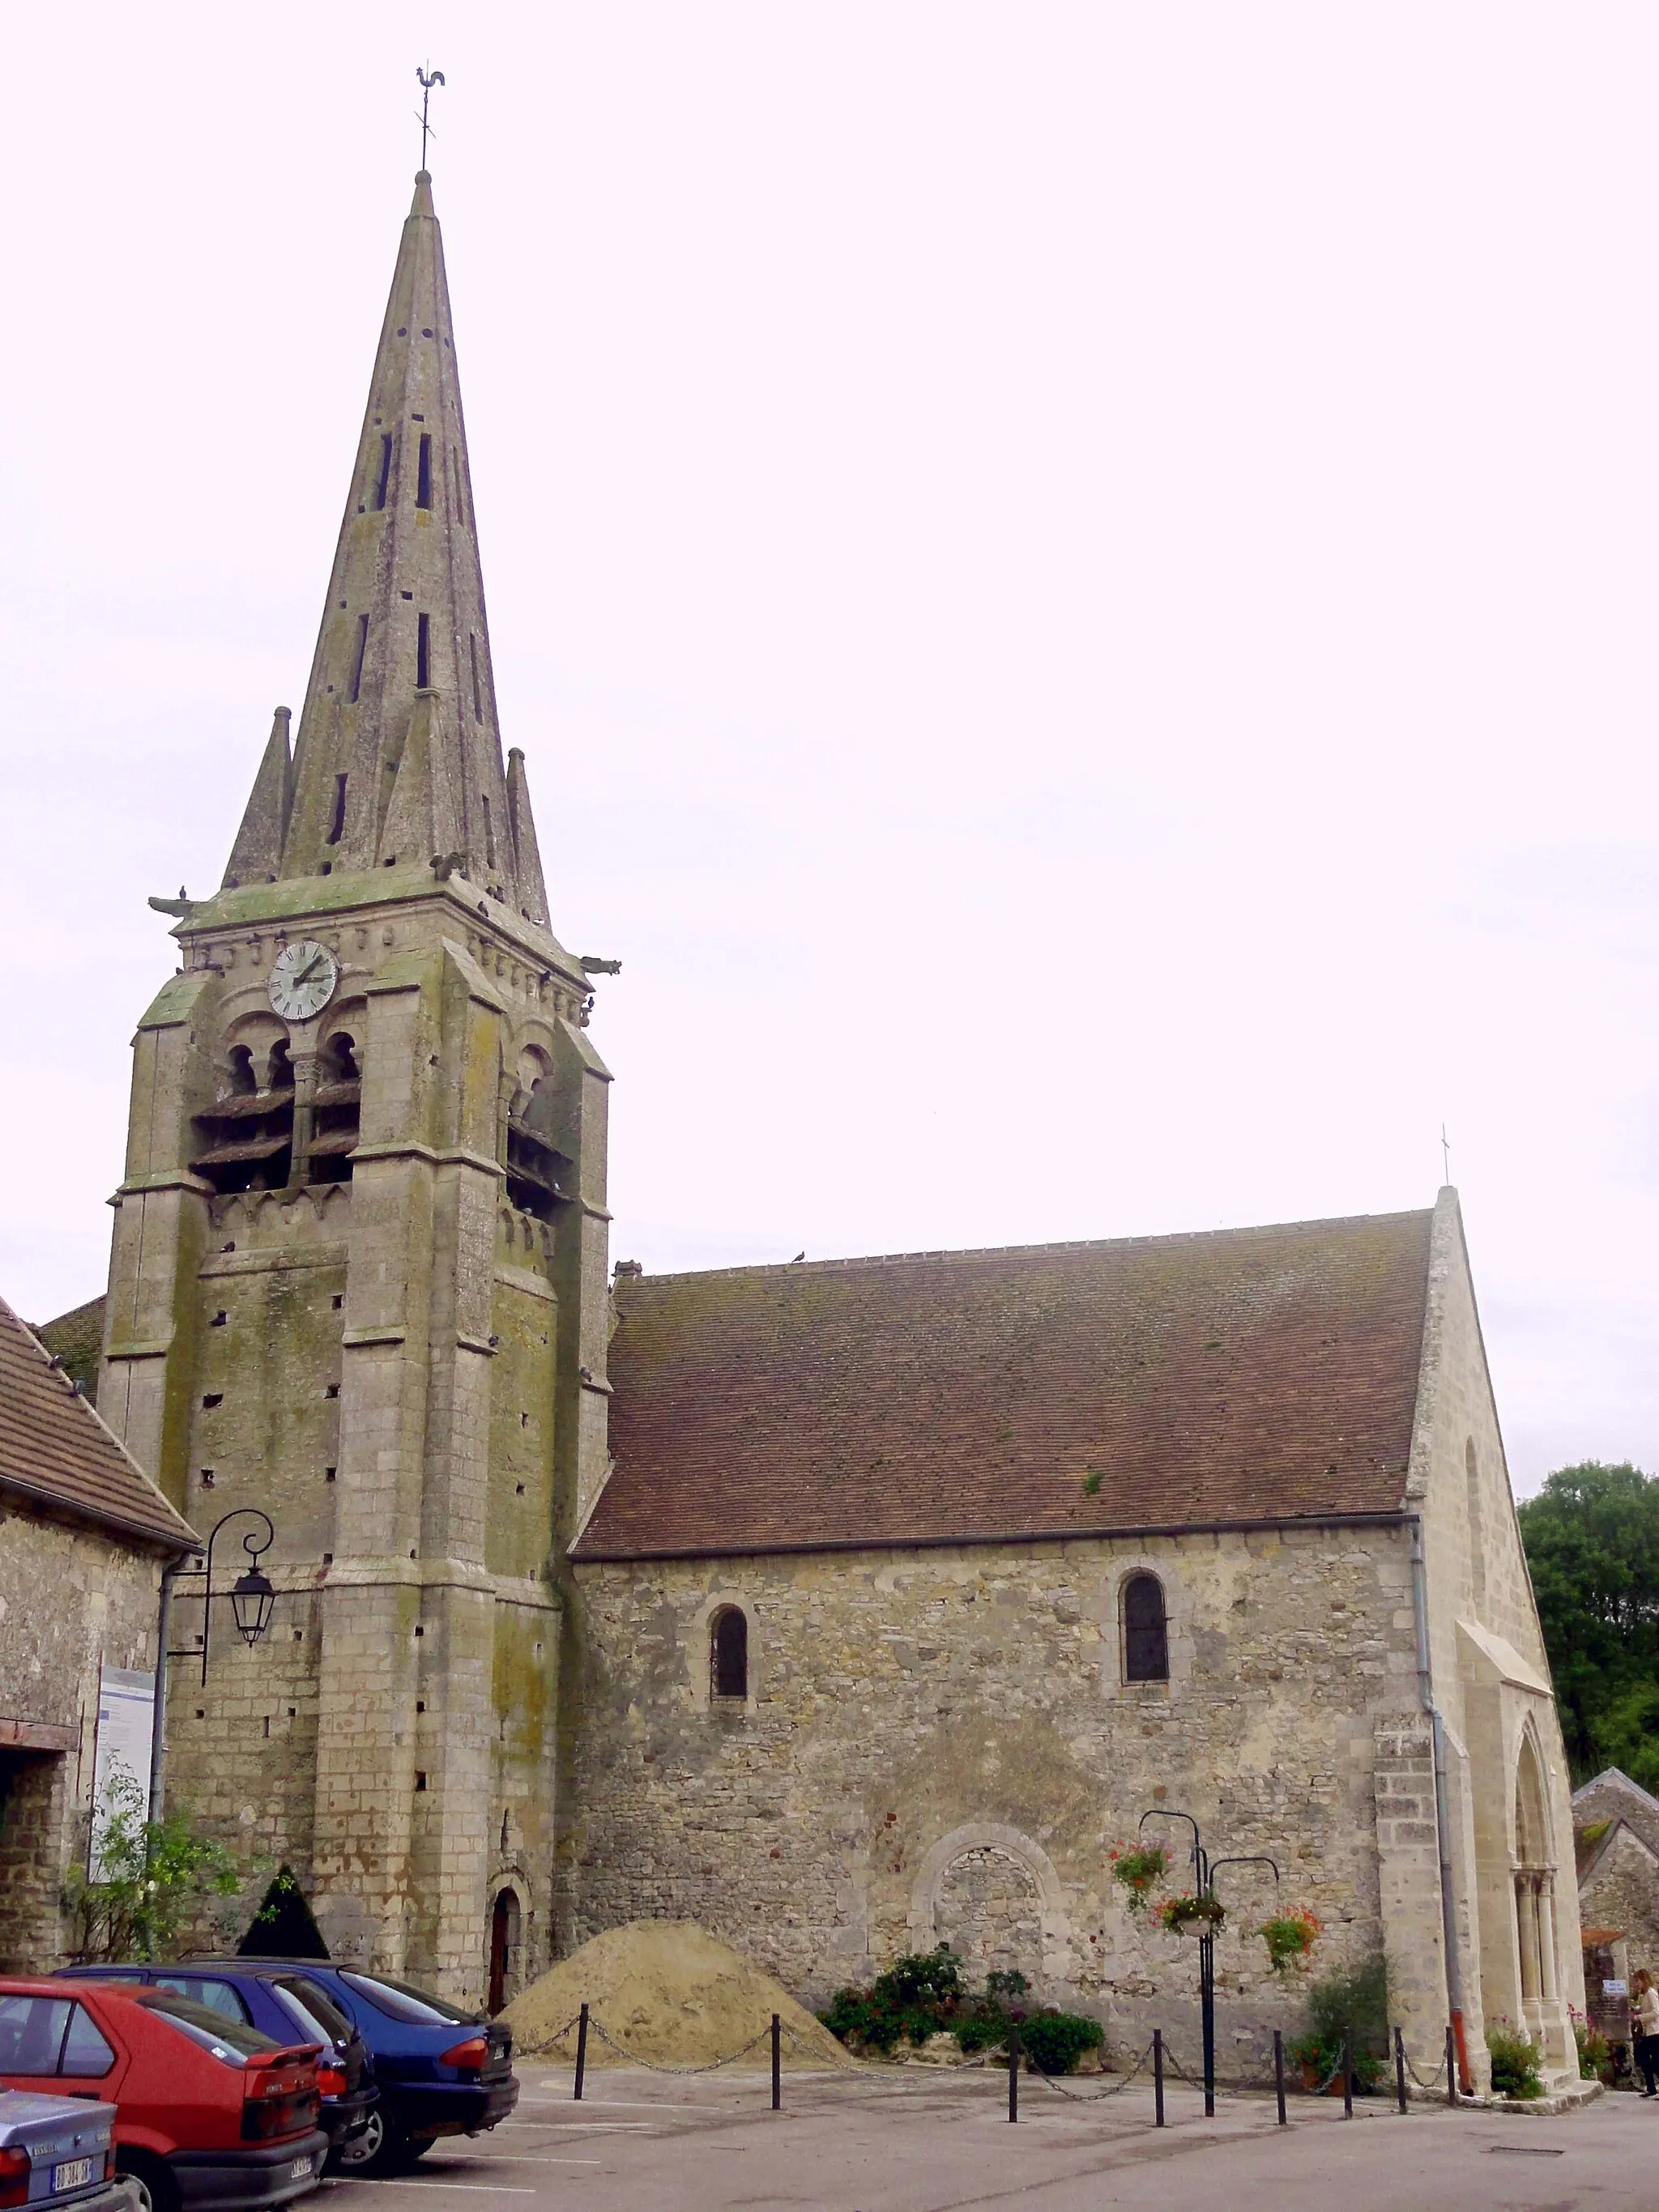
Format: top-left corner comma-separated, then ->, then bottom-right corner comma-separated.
2,3 -> 1657,1494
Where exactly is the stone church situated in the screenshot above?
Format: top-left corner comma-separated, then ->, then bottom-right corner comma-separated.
52,171 -> 1583,2091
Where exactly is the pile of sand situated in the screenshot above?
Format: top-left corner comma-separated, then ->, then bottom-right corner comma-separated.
500,1920 -> 850,2070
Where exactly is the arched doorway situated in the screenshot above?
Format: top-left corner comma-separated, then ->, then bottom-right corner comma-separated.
488,1887 -> 521,2015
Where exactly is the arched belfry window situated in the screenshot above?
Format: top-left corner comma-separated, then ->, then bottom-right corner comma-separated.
1122,1574 -> 1169,1683
710,1607 -> 748,1701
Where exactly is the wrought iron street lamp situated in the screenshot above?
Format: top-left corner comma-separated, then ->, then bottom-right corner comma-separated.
198,1509 -> 276,1684
1138,1806 -> 1278,2116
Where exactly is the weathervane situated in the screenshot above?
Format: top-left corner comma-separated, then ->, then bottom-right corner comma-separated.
1441,1122 -> 1451,1185
416,64 -> 446,172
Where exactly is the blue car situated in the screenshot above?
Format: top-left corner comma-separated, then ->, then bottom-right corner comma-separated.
53,1968 -> 374,2174
175,1967 -> 514,2176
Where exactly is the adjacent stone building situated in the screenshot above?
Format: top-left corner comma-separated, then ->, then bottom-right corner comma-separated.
1575,1768 -> 1659,1976
0,1295 -> 198,1971
45,166 -> 1586,2091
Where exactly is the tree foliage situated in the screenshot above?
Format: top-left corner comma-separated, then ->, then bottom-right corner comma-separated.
60,1761 -> 241,1963
1516,1460 -> 1659,1786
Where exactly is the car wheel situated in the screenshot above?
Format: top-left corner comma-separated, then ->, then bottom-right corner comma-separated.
333,2108 -> 385,2172
118,2155 -> 180,2212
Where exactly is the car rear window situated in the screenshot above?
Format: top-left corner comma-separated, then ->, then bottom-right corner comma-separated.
285,1980 -> 353,2045
268,1983 -> 346,2051
339,1972 -> 480,2026
138,1994 -> 282,2066
153,1976 -> 254,2027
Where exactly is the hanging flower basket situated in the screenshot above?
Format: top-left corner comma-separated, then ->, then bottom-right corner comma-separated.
1259,1908 -> 1320,1975
1108,1843 -> 1170,1914
1158,1891 -> 1226,1936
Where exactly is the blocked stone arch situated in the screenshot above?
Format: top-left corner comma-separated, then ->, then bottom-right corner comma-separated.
907,1823 -> 1073,1997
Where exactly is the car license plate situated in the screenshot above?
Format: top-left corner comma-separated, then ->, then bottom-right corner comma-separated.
289,2157 -> 313,2180
53,2160 -> 95,2193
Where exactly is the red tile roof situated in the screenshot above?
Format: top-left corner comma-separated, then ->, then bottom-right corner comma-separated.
0,1295 -> 198,1552
575,1210 -> 1433,1562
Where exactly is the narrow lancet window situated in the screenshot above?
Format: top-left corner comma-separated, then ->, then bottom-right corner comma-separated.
483,793 -> 496,869
374,433 -> 393,509
416,433 -> 433,509
470,633 -> 483,722
326,774 -> 348,846
416,612 -> 430,689
710,1608 -> 748,1700
350,615 -> 369,703
1123,1574 -> 1169,1681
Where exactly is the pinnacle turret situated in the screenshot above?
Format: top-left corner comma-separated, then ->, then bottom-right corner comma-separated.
222,173 -> 548,925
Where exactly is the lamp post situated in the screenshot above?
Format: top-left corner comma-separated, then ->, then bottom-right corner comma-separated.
197,1508 -> 277,1686
1138,1807 -> 1278,2116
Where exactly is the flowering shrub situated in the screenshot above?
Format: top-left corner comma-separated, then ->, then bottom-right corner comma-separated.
1486,2019 -> 1543,2099
1158,1890 -> 1226,1934
1259,1907 -> 1320,1975
1108,1843 -> 1170,1913
1571,2008 -> 1612,2082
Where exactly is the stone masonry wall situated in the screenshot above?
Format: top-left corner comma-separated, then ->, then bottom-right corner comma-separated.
565,1525 -> 1427,2067
0,1501 -> 162,1971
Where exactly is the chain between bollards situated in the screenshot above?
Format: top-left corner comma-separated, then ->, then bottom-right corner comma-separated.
574,2002 -> 588,2101
1008,2022 -> 1020,2121
771,2013 -> 781,2111
1154,2027 -> 1164,2127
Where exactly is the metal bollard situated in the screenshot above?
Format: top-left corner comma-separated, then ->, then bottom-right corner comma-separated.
1154,2030 -> 1164,2127
1341,2032 -> 1354,2119
1394,2026 -> 1407,2115
771,2013 -> 781,2111
574,2003 -> 588,2102
1008,2023 -> 1019,2122
1273,2029 -> 1286,2126
1445,2022 -> 1457,2107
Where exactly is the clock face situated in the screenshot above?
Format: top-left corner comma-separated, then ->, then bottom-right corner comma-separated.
268,940 -> 340,1021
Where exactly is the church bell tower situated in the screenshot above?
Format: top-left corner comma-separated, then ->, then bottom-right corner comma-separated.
96,171 -> 612,2001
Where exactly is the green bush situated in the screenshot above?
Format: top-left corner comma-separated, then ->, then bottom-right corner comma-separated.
1486,2022 -> 1543,2099
1288,1955 -> 1388,2091
877,1947 -> 964,2007
1019,2012 -> 1105,2077
953,2014 -> 1007,2055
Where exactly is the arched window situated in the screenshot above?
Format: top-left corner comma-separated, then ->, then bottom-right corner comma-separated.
710,1607 -> 748,1701
1122,1574 -> 1168,1683
227,1045 -> 257,1095
1465,1438 -> 1486,1614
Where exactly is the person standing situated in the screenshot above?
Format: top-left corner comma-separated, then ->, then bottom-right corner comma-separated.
1632,1969 -> 1659,2096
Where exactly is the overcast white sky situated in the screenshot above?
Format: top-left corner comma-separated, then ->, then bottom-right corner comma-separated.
2,4 -> 1657,1493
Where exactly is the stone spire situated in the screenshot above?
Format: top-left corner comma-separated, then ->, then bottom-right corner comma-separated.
223,172 -> 548,924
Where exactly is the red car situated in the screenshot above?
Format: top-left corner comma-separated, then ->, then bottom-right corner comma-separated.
0,1983 -> 326,2212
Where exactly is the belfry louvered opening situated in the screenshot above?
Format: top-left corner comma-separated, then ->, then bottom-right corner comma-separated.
191,1037 -> 295,1195
309,1029 -> 362,1184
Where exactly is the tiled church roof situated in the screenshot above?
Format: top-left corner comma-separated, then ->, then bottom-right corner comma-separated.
575,1208 -> 1434,1562
0,1295 -> 198,1552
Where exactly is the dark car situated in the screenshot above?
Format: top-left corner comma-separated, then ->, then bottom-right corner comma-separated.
0,1981 -> 326,2212
53,1976 -> 372,2174
170,1967 -> 514,2176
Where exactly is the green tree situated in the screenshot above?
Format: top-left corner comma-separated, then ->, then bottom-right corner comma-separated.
1516,1461 -> 1659,1784
60,1761 -> 242,1963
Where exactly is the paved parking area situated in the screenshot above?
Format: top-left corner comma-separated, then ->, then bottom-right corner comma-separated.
318,2060 -> 1657,2211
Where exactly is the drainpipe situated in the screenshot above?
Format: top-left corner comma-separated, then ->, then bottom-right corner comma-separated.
1410,1515 -> 1472,2094
147,1556 -> 187,1834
